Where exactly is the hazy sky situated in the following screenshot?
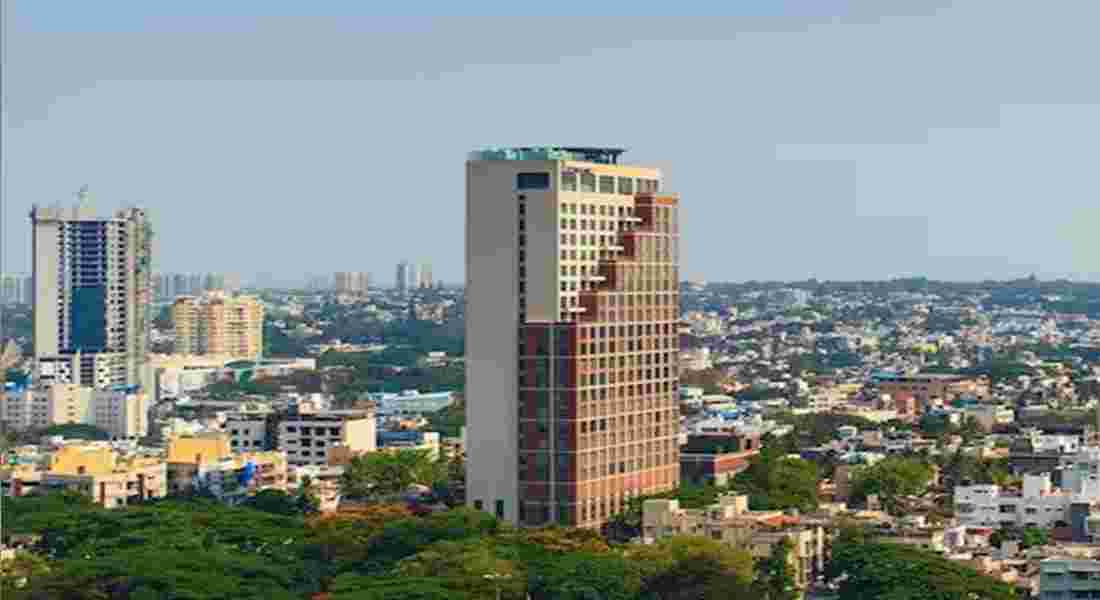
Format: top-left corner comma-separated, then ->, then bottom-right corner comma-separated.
5,0 -> 1100,284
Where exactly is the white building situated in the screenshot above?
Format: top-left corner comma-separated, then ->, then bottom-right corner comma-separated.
1040,559 -> 1100,600
31,188 -> 153,388
956,450 -> 1100,529
278,409 -> 376,466
1,384 -> 148,440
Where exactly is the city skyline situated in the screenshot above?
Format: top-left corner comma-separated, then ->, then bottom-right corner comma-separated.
8,2 -> 1100,283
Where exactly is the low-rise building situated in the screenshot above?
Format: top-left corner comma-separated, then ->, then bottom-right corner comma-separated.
643,494 -> 826,590
279,409 -> 376,466
1039,558 -> 1100,600
41,444 -> 166,508
166,433 -> 288,502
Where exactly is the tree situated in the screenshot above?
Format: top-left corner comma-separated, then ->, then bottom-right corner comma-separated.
339,449 -> 444,501
733,441 -> 819,511
849,457 -> 934,513
827,540 -> 1015,600
754,538 -> 798,600
629,536 -> 754,600
246,489 -> 301,515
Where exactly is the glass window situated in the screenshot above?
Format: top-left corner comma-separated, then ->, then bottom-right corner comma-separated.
580,172 -> 596,192
599,175 -> 615,194
562,172 -> 578,191
517,172 -> 551,190
618,177 -> 633,195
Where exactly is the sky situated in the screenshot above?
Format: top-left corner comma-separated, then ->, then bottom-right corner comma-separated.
4,0 -> 1100,285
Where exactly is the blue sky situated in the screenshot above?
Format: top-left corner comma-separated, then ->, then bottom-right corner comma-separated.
5,0 -> 1100,284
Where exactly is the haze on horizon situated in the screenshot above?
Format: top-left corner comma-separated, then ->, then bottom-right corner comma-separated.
4,0 -> 1100,285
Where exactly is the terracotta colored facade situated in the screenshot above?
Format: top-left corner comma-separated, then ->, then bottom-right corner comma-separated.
517,192 -> 680,528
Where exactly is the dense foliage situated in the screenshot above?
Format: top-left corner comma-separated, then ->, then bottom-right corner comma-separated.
827,537 -> 1016,600
5,494 -> 759,600
848,456 -> 934,513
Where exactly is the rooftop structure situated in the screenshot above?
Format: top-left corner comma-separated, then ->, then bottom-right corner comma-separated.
469,146 -> 627,165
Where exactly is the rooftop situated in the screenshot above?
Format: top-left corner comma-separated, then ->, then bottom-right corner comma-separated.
469,146 -> 627,164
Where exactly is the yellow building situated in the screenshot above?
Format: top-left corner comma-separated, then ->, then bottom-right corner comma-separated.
166,433 -> 288,500
43,444 -> 167,508
171,292 -> 264,360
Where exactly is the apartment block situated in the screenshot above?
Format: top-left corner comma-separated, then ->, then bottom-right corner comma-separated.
166,433 -> 288,501
31,187 -> 153,388
877,373 -> 989,412
643,495 -> 826,590
334,272 -> 370,295
42,444 -> 166,508
172,291 -> 264,360
278,409 -> 376,466
0,384 -> 149,440
466,147 -> 680,527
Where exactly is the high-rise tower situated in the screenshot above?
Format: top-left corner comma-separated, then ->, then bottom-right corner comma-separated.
395,261 -> 409,294
31,186 -> 153,388
465,147 -> 680,527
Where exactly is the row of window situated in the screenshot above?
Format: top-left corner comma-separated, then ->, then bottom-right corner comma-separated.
560,173 -> 660,195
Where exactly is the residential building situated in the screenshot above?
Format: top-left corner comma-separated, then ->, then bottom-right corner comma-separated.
1,384 -> 149,440
334,272 -> 369,295
465,146 -> 680,527
1,384 -> 92,429
92,387 -> 150,440
42,444 -> 166,508
172,292 -> 264,360
31,186 -> 153,388
166,433 -> 288,502
876,373 -> 988,413
418,263 -> 433,289
377,430 -> 441,460
643,495 -> 826,590
680,433 -> 760,486
279,409 -> 376,466
1039,558 -> 1100,600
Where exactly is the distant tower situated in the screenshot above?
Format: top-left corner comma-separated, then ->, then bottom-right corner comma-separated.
419,263 -> 433,289
395,261 -> 410,294
31,187 -> 153,388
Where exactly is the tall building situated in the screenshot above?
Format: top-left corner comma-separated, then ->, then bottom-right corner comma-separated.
171,291 -> 264,360
465,146 -> 680,527
31,187 -> 153,388
395,261 -> 410,294
418,263 -> 433,289
334,271 -> 369,294
0,273 -> 28,306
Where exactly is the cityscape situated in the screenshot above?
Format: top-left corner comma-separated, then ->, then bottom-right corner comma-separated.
5,3 -> 1100,600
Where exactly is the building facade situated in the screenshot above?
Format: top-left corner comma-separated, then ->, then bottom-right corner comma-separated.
31,187 -> 153,388
278,409 -> 376,466
334,271 -> 370,295
1,384 -> 148,440
465,146 -> 680,527
172,292 -> 264,360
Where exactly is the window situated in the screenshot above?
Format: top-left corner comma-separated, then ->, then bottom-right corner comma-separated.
562,172 -> 578,191
580,172 -> 596,192
618,177 -> 634,195
517,172 -> 551,190
599,175 -> 615,194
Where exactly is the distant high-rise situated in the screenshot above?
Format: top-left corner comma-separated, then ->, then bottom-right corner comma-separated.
31,186 -> 154,388
418,263 -> 433,289
171,291 -> 264,360
0,274 -> 28,306
465,147 -> 680,527
395,261 -> 410,294
334,271 -> 370,295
